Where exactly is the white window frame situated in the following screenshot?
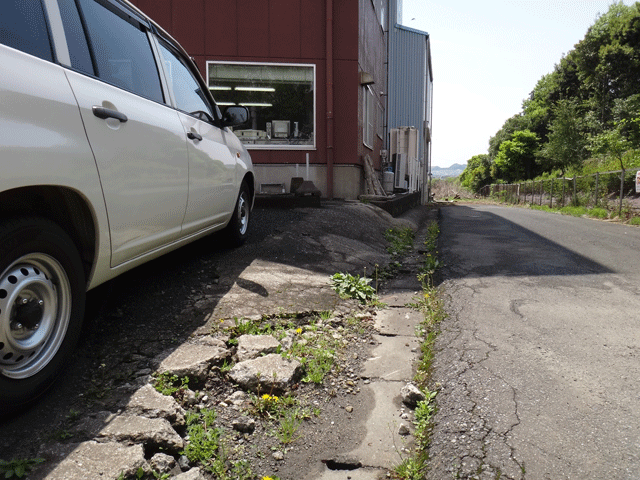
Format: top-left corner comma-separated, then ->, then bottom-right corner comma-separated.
206,61 -> 316,150
363,85 -> 374,149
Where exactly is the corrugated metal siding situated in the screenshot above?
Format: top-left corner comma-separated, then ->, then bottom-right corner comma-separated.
388,25 -> 428,165
389,29 -> 426,130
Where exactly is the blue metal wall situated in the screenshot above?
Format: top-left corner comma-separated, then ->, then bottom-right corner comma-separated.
387,0 -> 433,200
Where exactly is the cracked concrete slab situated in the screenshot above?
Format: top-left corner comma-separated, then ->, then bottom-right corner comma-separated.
362,334 -> 420,381
35,442 -> 147,480
314,466 -> 388,479
201,260 -> 342,321
345,382 -> 411,469
373,308 -> 423,336
378,291 -> 422,308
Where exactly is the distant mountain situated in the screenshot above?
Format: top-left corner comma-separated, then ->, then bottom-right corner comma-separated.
431,163 -> 466,178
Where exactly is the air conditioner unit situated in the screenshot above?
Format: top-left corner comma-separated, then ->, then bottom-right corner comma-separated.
394,153 -> 407,189
390,127 -> 419,191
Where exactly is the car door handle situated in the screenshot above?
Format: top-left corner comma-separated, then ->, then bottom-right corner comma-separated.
187,131 -> 202,142
92,106 -> 128,123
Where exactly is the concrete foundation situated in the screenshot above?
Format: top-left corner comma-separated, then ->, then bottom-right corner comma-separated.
253,164 -> 364,200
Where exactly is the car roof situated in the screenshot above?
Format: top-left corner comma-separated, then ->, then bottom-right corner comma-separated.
113,0 -> 190,59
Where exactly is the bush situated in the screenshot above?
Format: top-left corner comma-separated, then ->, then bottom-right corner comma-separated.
588,208 -> 609,219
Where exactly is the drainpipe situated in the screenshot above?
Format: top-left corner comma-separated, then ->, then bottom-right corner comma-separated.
326,0 -> 334,199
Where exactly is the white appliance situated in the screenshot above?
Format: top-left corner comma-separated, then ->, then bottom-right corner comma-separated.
272,120 -> 290,138
390,127 -> 419,191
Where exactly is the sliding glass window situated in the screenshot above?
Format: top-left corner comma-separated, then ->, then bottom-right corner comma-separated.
207,62 -> 315,149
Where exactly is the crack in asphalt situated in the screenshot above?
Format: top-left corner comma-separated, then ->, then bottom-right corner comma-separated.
429,278 -> 528,480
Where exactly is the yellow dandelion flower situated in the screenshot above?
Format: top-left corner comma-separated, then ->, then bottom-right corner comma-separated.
296,328 -> 302,334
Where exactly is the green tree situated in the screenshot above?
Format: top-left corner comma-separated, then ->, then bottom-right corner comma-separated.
541,99 -> 587,174
459,154 -> 492,192
613,94 -> 640,147
589,122 -> 633,170
491,130 -> 539,182
573,2 -> 640,125
488,114 -> 528,160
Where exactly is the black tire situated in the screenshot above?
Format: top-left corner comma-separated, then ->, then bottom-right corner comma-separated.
0,217 -> 85,410
226,181 -> 251,246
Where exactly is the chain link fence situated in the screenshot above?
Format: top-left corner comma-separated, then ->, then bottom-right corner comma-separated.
479,169 -> 640,217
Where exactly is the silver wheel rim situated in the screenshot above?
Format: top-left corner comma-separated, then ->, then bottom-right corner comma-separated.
237,191 -> 249,236
0,253 -> 72,379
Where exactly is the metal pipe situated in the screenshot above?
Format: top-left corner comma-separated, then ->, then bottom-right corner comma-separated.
619,169 -> 625,217
325,0 -> 334,199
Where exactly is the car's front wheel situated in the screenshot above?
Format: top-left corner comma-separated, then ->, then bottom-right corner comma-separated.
0,218 -> 85,411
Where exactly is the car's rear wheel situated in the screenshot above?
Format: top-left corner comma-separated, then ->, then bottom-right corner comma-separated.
226,181 -> 251,246
0,218 -> 85,410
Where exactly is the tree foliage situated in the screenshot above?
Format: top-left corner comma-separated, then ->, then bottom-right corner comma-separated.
491,130 -> 539,182
461,2 -> 640,192
459,154 -> 492,192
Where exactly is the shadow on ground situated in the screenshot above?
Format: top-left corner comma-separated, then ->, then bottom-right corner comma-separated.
0,202 -> 430,477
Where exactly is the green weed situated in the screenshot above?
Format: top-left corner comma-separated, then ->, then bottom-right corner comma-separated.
253,393 -> 282,416
587,207 -> 609,219
277,409 -> 302,444
393,221 -> 446,479
384,227 -> 415,256
331,272 -> 377,304
180,408 -> 254,479
0,458 -> 45,479
153,372 -> 189,397
182,409 -> 220,464
559,205 -> 588,217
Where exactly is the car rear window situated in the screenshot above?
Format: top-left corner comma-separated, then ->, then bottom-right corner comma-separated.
76,0 -> 163,103
58,0 -> 94,74
0,0 -> 54,62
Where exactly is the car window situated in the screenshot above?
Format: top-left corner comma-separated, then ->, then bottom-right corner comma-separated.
77,0 -> 163,103
158,40 -> 214,120
58,0 -> 94,74
0,0 -> 53,62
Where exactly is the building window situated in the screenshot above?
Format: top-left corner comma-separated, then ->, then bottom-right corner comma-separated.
207,62 -> 315,149
363,86 -> 374,149
377,101 -> 384,139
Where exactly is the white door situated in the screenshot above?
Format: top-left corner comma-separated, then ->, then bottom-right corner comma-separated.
65,0 -> 189,267
156,40 -> 237,236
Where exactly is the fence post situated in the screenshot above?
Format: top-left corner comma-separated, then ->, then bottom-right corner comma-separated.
550,180 -> 554,208
530,181 -> 533,204
595,172 -> 599,207
562,178 -> 566,207
540,181 -> 543,206
619,168 -> 625,217
573,176 -> 577,206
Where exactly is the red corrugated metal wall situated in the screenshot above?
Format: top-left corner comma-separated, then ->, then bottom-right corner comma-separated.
130,0 -> 360,168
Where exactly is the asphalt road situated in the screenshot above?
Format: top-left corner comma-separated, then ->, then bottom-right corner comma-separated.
429,204 -> 640,479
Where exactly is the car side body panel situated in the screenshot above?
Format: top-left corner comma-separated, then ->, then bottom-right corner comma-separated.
0,44 -> 112,281
64,70 -> 191,267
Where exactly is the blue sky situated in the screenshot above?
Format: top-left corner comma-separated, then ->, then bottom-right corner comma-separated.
402,0 -> 635,168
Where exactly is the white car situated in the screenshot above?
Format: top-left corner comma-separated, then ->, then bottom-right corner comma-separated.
0,0 -> 255,409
